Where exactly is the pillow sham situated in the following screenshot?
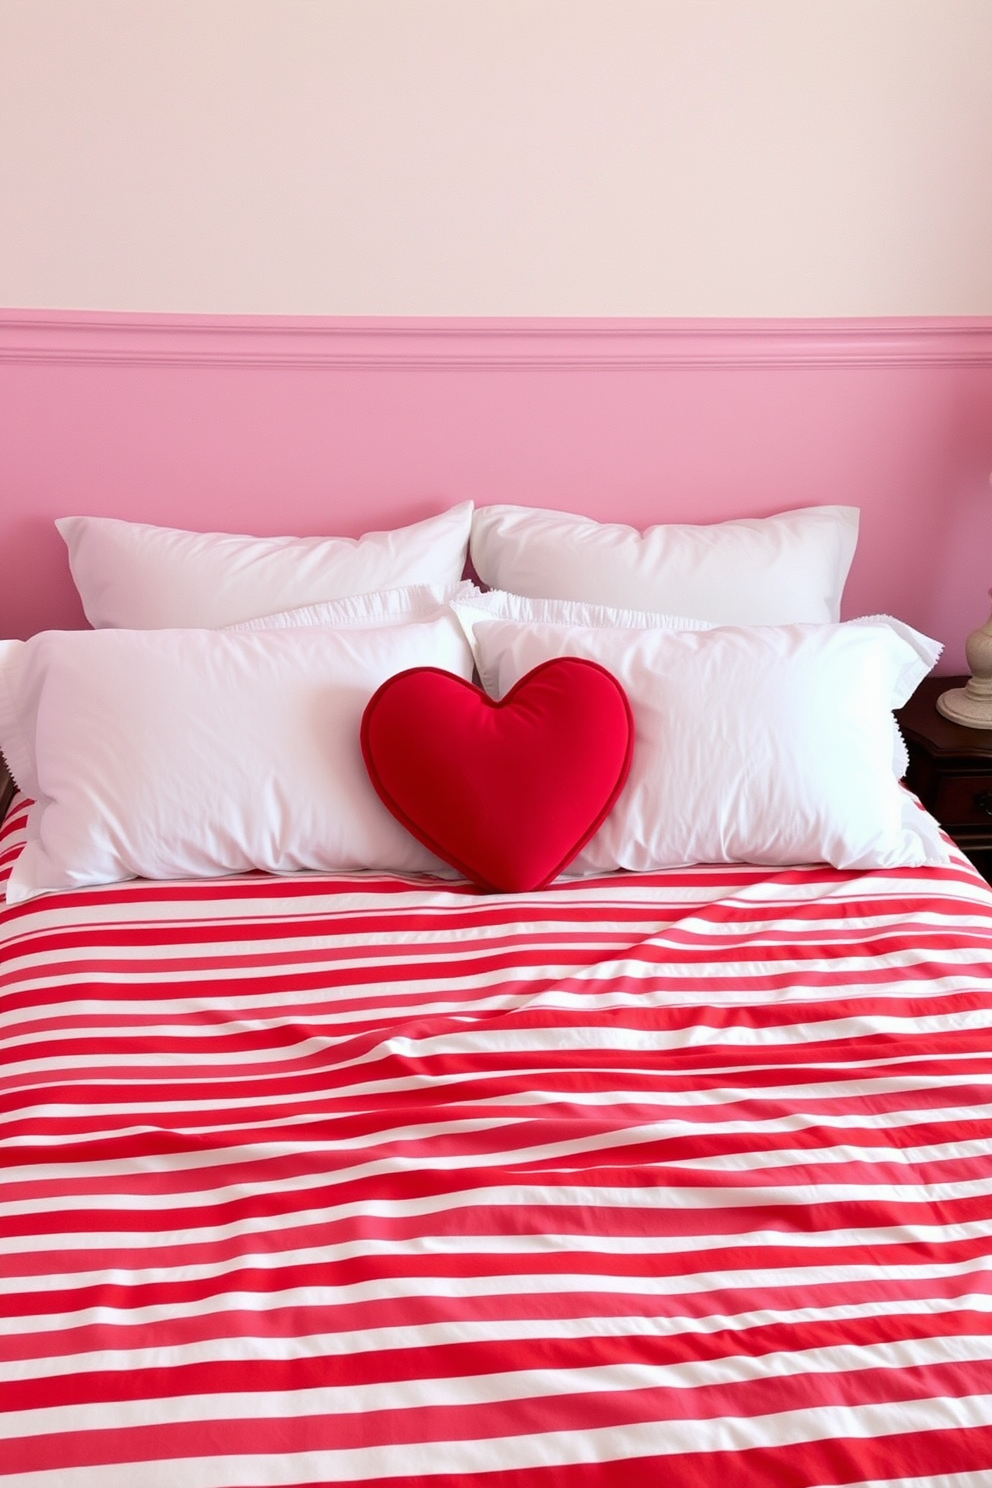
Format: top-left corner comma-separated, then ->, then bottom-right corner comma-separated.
470,504 -> 859,625
0,612 -> 474,904
448,582 -> 712,649
455,586 -> 910,785
472,616 -> 948,873
229,581 -> 463,631
56,503 -> 473,629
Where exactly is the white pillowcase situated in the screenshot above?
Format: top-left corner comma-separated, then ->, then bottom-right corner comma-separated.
472,616 -> 948,873
470,504 -> 859,625
0,612 -> 474,904
448,582 -> 713,649
56,504 -> 474,629
229,582 -> 463,631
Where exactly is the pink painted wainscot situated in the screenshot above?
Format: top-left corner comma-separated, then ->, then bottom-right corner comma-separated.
1,312 -> 991,670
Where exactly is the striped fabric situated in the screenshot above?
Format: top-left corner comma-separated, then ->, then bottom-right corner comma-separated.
3,791 -> 992,1486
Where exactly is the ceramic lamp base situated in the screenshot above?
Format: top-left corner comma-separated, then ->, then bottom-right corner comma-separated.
939,591 -> 992,730
937,683 -> 992,729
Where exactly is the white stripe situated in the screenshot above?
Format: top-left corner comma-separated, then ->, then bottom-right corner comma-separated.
0,940 -> 982,985
373,1021 -> 992,1061
0,1115 -> 528,1216
4,1124 -> 985,1225
827,1474 -> 992,1488
8,1291 -> 992,1385
8,1096 -> 992,1182
0,866 -> 915,930
4,917 -> 987,965
8,1003 -> 992,1067
8,1256 -> 992,1338
3,1094 -> 988,1156
4,1157 -> 992,1234
3,1390 -> 992,1487
7,1221 -> 992,1299
0,957 -> 597,1009
5,1042 -> 990,1110
0,926 -> 625,971
2,1333 -> 989,1443
0,874 -> 972,934
482,1091 -> 992,1127
6,959 -> 992,1031
680,1134 -> 992,1173
6,1213 -> 992,1275
3,1064 -> 991,1137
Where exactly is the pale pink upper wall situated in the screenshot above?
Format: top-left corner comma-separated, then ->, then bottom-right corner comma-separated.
2,0 -> 991,316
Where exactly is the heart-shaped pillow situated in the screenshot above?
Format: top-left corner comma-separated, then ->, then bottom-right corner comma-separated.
360,658 -> 634,893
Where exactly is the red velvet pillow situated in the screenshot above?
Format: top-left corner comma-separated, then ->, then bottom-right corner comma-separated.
360,658 -> 634,893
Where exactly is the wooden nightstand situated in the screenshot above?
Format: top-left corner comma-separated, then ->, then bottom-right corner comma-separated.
897,674 -> 992,881
0,753 -> 14,824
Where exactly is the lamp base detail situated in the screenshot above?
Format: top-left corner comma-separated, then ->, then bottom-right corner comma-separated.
936,685 -> 992,729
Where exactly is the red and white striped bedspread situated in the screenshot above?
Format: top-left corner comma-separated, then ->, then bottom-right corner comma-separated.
3,791 -> 992,1487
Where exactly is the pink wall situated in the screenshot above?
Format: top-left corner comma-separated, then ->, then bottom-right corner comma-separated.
2,311 -> 991,672
6,3 -> 992,318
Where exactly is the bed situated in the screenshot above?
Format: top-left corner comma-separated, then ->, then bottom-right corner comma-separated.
3,500 -> 992,1487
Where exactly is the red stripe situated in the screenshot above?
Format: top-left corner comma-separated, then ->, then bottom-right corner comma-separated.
280,1424 -> 992,1488
7,1309 -> 992,1410
8,1358 -> 992,1472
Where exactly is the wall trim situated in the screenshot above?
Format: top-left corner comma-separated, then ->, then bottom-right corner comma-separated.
3,310 -> 992,370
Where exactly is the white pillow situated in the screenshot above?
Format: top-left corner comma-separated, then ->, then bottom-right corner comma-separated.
448,581 -> 712,649
472,616 -> 948,873
229,582 -> 462,631
56,504 -> 474,629
0,612 -> 474,904
470,504 -> 859,624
